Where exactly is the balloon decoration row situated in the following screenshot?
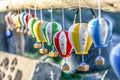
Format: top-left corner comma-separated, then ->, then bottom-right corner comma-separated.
4,0 -> 112,72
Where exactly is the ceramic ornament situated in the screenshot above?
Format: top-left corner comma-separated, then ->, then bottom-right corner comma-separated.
33,21 -> 47,54
68,23 -> 92,71
110,43 -> 120,79
45,22 -> 62,57
54,30 -> 72,70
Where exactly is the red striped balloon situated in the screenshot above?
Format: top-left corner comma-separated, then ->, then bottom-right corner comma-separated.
54,31 -> 72,57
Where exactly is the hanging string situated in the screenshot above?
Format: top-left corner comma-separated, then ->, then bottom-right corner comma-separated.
98,0 -> 101,19
78,0 -> 82,23
35,9 -> 37,19
40,9 -> 43,21
82,55 -> 84,63
29,8 -> 30,14
99,48 -> 101,56
51,8 -> 53,22
62,0 -> 65,30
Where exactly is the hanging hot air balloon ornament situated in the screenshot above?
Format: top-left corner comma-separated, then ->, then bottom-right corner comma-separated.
19,12 -> 26,34
5,12 -> 11,29
14,11 -> 22,33
44,8 -> 62,57
88,0 -> 112,65
68,0 -> 92,71
24,9 -> 34,35
28,9 -> 41,49
5,13 -> 13,39
7,12 -> 14,30
54,0 -> 72,71
33,9 -> 48,54
11,12 -> 18,30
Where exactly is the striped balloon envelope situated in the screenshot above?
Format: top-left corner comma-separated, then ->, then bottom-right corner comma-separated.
5,13 -> 11,26
11,12 -> 17,25
33,21 -> 47,43
28,18 -> 37,37
14,14 -> 21,28
42,22 -> 48,42
68,23 -> 92,55
45,22 -> 62,46
24,13 -> 34,29
88,18 -> 112,48
20,12 -> 26,27
54,31 -> 72,57
7,12 -> 13,26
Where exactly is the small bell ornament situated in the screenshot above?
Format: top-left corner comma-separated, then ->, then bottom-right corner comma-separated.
88,18 -> 112,65
54,31 -> 72,71
45,22 -> 62,57
69,23 -> 92,71
33,21 -> 47,54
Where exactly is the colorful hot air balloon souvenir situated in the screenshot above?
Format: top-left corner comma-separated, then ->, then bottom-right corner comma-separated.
45,22 -> 62,57
19,12 -> 26,34
11,12 -> 18,30
54,31 -> 72,71
88,18 -> 112,65
68,23 -> 92,71
24,13 -> 34,35
14,14 -> 22,33
28,18 -> 41,49
33,21 -> 47,54
7,12 -> 14,30
110,43 -> 120,79
5,13 -> 11,29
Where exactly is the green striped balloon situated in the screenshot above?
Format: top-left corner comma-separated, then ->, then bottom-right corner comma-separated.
45,22 -> 62,46
28,18 -> 36,37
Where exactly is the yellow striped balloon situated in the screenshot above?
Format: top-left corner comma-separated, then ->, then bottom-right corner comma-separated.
14,14 -> 21,28
68,23 -> 92,55
33,21 -> 47,43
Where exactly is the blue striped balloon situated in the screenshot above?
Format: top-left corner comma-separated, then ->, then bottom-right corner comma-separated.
88,18 -> 112,48
110,43 -> 120,79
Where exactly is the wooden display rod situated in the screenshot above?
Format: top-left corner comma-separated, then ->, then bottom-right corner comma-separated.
0,0 -> 120,12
